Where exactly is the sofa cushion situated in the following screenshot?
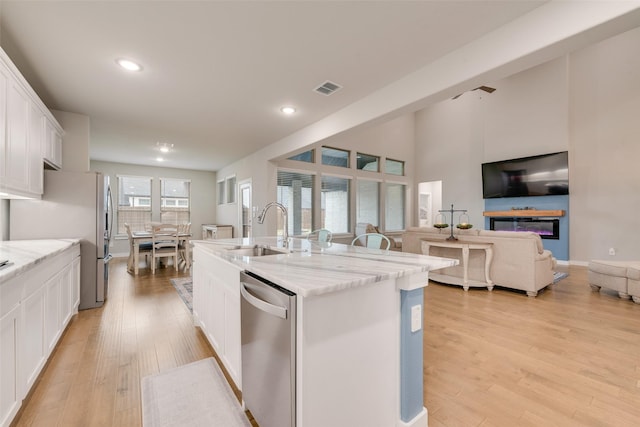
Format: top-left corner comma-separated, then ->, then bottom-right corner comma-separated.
478,230 -> 544,253
625,263 -> 640,280
589,260 -> 629,278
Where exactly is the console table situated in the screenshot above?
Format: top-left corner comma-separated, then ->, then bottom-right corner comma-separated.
421,240 -> 494,291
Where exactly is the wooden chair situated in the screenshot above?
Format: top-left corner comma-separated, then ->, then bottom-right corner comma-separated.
125,223 -> 152,273
151,224 -> 179,274
351,233 -> 391,250
177,222 -> 192,271
306,228 -> 332,243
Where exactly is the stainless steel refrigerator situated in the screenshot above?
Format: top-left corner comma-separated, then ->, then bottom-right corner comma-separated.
10,170 -> 113,310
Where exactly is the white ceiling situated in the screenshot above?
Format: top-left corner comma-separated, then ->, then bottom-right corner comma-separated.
0,1 -> 566,172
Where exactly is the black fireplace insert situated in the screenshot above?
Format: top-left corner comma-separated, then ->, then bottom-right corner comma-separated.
489,217 -> 560,240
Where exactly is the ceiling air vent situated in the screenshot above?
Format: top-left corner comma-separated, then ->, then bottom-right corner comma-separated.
314,81 -> 342,96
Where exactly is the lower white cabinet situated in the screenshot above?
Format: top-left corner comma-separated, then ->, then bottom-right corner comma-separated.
192,247 -> 242,389
0,243 -> 80,427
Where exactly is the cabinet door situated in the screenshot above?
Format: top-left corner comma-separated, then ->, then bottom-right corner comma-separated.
60,265 -> 72,327
27,103 -> 44,194
21,287 -> 45,393
0,304 -> 21,427
6,79 -> 30,192
71,257 -> 81,311
43,273 -> 61,356
0,62 -> 7,184
43,119 -> 62,170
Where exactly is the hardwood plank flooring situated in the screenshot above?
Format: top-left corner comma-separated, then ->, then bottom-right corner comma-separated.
11,260 -> 640,426
424,265 -> 640,427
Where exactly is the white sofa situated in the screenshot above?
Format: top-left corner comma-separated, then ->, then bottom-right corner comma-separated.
402,227 -> 557,297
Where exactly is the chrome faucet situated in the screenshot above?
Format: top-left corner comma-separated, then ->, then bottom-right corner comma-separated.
257,202 -> 289,247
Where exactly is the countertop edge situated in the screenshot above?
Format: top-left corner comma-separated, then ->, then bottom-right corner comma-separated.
0,239 -> 80,284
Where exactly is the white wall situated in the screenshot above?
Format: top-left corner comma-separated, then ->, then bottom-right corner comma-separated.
90,160 -> 217,256
569,26 -> 640,261
215,114 -> 416,237
51,109 -> 90,172
414,26 -> 640,262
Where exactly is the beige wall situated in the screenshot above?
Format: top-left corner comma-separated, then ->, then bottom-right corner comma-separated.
90,160 -> 217,257
414,26 -> 640,263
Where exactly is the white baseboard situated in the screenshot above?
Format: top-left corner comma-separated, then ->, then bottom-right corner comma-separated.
397,408 -> 428,427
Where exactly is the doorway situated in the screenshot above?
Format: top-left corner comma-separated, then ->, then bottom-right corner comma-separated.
239,180 -> 252,238
418,181 -> 442,227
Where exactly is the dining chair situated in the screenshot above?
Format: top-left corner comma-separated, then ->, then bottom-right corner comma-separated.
306,228 -> 332,243
151,223 -> 180,274
125,223 -> 152,273
351,233 -> 391,250
177,222 -> 192,271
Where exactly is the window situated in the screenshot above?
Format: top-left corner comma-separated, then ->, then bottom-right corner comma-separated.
385,158 -> 405,176
321,175 -> 350,233
357,153 -> 379,172
277,171 -> 314,236
385,183 -> 405,231
161,178 -> 190,224
288,149 -> 314,163
321,146 -> 350,168
226,176 -> 236,204
117,175 -> 152,233
356,179 -> 379,226
217,180 -> 225,205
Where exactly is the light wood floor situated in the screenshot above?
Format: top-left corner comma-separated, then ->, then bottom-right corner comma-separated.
11,260 -> 640,426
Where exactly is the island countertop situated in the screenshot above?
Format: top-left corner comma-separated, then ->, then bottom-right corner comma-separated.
0,239 -> 80,283
192,237 -> 457,297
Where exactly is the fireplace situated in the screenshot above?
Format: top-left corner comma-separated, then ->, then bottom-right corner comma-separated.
490,217 -> 560,240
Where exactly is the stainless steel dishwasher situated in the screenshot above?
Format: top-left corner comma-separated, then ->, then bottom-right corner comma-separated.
240,271 -> 297,427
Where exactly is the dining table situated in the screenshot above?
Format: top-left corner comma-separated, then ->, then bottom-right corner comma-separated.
130,231 -> 192,275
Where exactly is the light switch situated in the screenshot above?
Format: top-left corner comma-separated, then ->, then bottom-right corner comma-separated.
410,304 -> 422,332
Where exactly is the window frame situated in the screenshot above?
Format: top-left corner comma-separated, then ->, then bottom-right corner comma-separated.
160,177 -> 191,225
116,174 -> 152,235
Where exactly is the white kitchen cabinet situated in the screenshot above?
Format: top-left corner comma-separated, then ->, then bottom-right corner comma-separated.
27,103 -> 44,194
21,286 -> 45,393
0,47 -> 63,198
0,242 -> 80,427
192,246 -> 242,388
43,118 -> 63,170
0,304 -> 20,427
5,76 -> 30,193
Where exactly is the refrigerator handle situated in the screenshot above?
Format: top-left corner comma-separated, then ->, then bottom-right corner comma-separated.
107,185 -> 114,241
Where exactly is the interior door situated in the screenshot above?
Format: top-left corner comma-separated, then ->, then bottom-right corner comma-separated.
239,181 -> 252,238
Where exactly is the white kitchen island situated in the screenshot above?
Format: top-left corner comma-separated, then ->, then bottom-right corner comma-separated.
192,237 -> 456,427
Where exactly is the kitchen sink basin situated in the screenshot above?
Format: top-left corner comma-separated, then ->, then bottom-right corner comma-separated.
225,245 -> 289,257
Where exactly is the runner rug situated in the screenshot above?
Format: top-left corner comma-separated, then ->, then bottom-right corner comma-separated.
170,277 -> 193,312
141,357 -> 251,427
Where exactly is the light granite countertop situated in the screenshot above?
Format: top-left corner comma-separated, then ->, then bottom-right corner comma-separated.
192,237 -> 457,297
0,239 -> 80,283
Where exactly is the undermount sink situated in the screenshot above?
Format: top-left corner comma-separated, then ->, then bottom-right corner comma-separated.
225,245 -> 289,257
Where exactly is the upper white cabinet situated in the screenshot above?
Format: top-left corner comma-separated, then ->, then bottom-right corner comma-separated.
0,47 -> 63,199
43,118 -> 63,170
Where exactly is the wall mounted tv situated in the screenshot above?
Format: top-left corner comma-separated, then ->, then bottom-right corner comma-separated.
481,151 -> 569,199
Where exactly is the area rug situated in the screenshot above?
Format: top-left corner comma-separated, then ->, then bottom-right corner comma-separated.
553,272 -> 569,283
170,277 -> 193,312
141,357 -> 251,427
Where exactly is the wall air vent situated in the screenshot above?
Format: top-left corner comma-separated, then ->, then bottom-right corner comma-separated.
314,81 -> 342,96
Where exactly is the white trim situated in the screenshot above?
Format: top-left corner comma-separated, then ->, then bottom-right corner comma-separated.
277,166 -> 318,176
396,407 -> 428,427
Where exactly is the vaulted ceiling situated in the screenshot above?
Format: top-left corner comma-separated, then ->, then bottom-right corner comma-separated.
1,1 -> 637,172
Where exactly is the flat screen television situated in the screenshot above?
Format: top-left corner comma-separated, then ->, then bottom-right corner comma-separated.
481,151 -> 569,199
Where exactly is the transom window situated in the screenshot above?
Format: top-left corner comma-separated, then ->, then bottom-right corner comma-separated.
385,158 -> 405,176
357,153 -> 379,172
321,146 -> 350,168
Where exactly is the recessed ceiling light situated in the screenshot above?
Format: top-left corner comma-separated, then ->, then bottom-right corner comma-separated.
116,58 -> 143,72
280,106 -> 296,115
156,142 -> 174,153
156,157 -> 164,162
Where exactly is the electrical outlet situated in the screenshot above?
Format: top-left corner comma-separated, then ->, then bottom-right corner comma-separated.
609,247 -> 616,256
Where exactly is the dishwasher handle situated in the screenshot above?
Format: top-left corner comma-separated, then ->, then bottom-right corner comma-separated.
240,282 -> 288,319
